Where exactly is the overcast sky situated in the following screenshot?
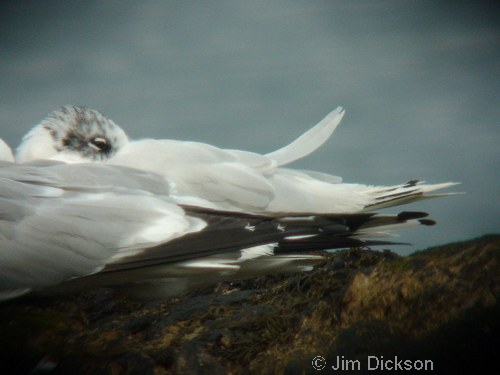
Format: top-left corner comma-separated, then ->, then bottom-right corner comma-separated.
1,0 -> 498,254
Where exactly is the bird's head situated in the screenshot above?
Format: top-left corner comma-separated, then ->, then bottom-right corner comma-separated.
16,105 -> 129,163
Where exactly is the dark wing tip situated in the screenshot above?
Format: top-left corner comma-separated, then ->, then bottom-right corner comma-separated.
397,211 -> 429,221
418,219 -> 436,226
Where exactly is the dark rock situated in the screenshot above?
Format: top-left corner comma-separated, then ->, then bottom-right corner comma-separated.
0,235 -> 498,374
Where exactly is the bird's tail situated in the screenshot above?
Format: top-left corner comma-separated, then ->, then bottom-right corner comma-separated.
361,180 -> 462,211
265,107 -> 345,166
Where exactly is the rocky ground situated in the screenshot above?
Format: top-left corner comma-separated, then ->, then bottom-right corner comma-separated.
1,235 -> 498,374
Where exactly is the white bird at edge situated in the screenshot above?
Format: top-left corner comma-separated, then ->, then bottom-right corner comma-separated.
0,138 -> 14,162
0,153 -> 437,300
16,105 -> 459,214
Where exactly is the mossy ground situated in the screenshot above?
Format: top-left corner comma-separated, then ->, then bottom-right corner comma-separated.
1,235 -> 498,374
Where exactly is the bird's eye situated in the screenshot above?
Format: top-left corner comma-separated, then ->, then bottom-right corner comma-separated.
88,137 -> 111,153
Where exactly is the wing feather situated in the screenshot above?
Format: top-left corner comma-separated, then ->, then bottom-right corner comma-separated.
112,140 -> 276,210
0,162 -> 204,296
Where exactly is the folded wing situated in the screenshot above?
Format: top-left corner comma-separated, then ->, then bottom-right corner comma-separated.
0,161 -> 204,300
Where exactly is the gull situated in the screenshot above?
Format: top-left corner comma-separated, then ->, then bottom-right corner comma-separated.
16,106 -> 458,214
0,153 -> 437,300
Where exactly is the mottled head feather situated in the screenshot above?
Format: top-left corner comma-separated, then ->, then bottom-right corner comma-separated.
16,105 -> 129,163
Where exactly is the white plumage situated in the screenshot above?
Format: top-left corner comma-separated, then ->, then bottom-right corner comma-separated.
0,105 -> 459,300
16,105 -> 459,213
0,158 -> 441,300
0,138 -> 14,162
0,161 -> 203,299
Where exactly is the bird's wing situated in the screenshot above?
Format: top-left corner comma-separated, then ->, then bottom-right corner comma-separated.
55,207 -> 435,294
111,140 -> 276,211
0,163 -> 442,299
107,108 -> 345,212
109,138 -> 459,214
0,162 -> 204,299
